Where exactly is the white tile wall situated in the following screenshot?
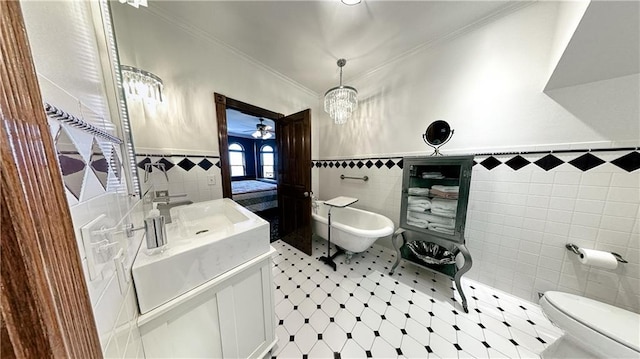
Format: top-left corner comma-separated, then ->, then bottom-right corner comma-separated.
136,155 -> 223,203
317,150 -> 640,313
25,0 -> 146,355
51,114 -> 145,358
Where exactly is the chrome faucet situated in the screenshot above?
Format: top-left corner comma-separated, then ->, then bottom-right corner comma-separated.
152,191 -> 192,223
144,163 -> 169,183
153,190 -> 187,204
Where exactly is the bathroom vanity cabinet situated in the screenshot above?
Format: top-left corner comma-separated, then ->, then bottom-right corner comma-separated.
137,250 -> 276,358
390,155 -> 474,312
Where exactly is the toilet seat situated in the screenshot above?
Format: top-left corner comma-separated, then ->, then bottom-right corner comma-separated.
541,291 -> 640,358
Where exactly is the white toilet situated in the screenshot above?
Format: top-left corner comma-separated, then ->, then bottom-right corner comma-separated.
539,291 -> 640,359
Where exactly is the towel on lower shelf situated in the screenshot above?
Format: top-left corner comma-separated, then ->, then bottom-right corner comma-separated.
428,224 -> 455,235
431,208 -> 456,218
431,198 -> 457,212
408,196 -> 431,204
406,217 -> 428,228
408,211 -> 455,226
407,196 -> 431,211
408,187 -> 430,196
408,205 -> 429,212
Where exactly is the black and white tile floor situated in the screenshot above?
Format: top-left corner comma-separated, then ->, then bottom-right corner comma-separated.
270,237 -> 563,359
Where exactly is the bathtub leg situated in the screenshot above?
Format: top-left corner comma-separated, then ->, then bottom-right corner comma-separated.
344,251 -> 353,265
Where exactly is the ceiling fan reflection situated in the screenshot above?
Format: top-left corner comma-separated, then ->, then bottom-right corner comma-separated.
243,118 -> 274,139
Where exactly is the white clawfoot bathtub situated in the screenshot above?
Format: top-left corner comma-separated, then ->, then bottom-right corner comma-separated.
312,201 -> 394,263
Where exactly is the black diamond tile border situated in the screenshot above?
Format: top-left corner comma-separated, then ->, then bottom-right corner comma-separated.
312,149 -> 633,174
480,156 -> 502,170
177,158 -> 196,171
155,157 -> 174,171
611,151 -> 640,172
569,153 -> 605,171
505,155 -> 530,170
198,158 -> 214,170
137,157 -> 152,170
534,154 -> 564,171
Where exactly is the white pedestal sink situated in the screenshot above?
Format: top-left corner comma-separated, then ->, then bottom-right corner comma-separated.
133,199 -> 276,358
132,198 -> 270,314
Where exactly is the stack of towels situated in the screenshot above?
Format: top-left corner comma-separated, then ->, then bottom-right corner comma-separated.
430,185 -> 459,199
431,198 -> 457,218
407,196 -> 431,212
406,211 -> 455,235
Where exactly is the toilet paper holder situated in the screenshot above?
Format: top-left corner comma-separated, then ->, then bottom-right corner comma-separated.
566,243 -> 628,263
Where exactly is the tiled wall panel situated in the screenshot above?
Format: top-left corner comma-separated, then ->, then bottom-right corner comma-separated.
48,105 -> 145,358
316,149 -> 640,312
135,154 -> 223,202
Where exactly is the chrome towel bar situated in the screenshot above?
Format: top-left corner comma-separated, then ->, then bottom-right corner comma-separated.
340,174 -> 369,181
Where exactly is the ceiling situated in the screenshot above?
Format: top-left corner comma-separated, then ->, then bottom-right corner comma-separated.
147,0 -> 519,95
545,1 -> 640,91
227,109 -> 276,139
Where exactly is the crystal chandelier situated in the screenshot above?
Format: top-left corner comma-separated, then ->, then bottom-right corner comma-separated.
324,59 -> 358,124
121,65 -> 163,103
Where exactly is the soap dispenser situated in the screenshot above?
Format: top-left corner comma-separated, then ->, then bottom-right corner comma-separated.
144,208 -> 167,254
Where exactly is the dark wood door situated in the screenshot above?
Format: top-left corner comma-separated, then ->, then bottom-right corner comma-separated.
277,109 -> 312,255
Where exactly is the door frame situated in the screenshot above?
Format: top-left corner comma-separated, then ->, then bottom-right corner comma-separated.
214,93 -> 283,198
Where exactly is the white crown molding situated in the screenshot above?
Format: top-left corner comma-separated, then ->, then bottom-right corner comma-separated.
142,5 -> 319,98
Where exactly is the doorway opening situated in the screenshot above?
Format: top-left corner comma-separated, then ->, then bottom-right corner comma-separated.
214,93 -> 313,254
214,94 -> 282,242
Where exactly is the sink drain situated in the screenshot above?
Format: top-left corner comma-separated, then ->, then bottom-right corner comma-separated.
195,229 -> 209,235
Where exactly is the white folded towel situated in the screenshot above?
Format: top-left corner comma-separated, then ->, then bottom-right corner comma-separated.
407,197 -> 431,211
421,172 -> 444,179
431,208 -> 456,218
408,196 -> 431,205
408,187 -> 430,196
408,211 -> 455,226
406,217 -> 428,228
426,221 -> 455,230
431,198 -> 457,212
431,185 -> 459,193
428,224 -> 455,235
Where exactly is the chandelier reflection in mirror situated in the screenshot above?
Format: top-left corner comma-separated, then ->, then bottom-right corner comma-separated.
324,59 -> 358,124
119,0 -> 147,8
121,65 -> 163,103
